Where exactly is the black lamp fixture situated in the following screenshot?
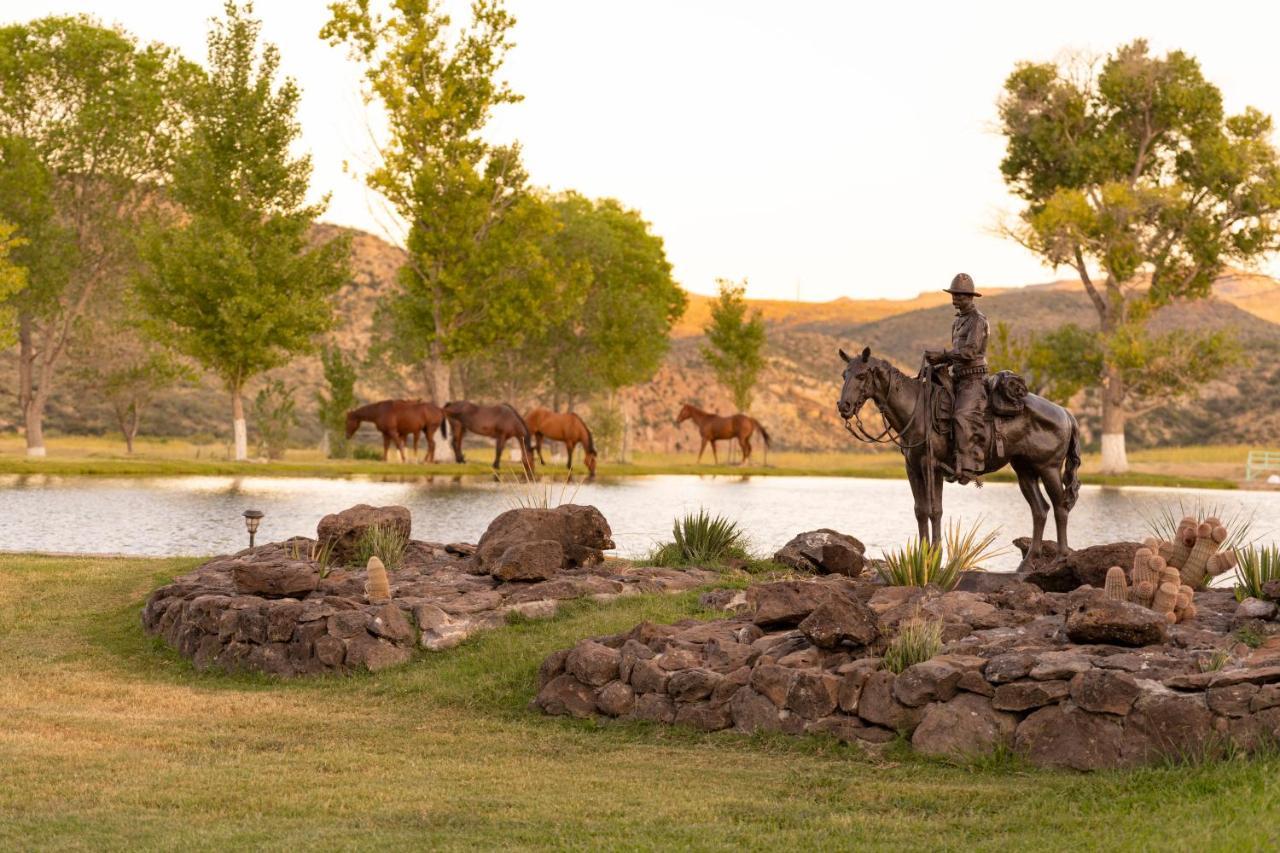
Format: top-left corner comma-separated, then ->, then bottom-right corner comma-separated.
242,509 -> 264,548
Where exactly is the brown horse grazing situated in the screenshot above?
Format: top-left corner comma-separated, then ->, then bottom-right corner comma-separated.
345,399 -> 448,463
675,403 -> 771,464
524,408 -> 598,478
443,401 -> 536,476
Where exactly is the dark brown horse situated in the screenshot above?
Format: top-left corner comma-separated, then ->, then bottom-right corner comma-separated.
836,346 -> 1081,568
525,407 -> 598,478
345,399 -> 448,463
443,401 -> 536,476
675,403 -> 770,464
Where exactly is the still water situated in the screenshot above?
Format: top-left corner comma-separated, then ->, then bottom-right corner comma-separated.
0,474 -> 1275,571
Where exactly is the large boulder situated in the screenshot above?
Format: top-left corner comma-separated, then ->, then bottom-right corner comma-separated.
749,580 -> 840,627
1065,593 -> 1169,647
773,529 -> 866,576
912,693 -> 1018,759
231,558 -> 320,597
798,595 -> 879,649
1021,541 -> 1141,592
474,505 -> 615,578
316,504 -> 412,566
1014,702 -> 1129,770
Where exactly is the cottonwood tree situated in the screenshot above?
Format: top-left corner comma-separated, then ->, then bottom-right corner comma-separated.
323,0 -> 529,404
315,345 -> 358,458
0,17 -> 188,456
0,220 -> 25,346
998,40 -> 1280,472
702,278 -> 766,412
139,3 -> 347,460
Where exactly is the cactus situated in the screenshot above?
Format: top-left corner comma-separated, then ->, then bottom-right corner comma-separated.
364,555 -> 391,603
1105,566 -> 1128,602
1181,603 -> 1198,622
1131,548 -> 1154,588
1152,581 -> 1179,618
1131,580 -> 1155,607
1158,565 -> 1181,591
1168,526 -> 1196,569
1181,522 -> 1229,588
1157,539 -> 1176,564
1176,584 -> 1194,610
1207,549 -> 1237,578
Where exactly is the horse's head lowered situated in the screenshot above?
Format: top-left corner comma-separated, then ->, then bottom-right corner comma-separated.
344,409 -> 361,439
836,346 -> 887,420
675,403 -> 696,425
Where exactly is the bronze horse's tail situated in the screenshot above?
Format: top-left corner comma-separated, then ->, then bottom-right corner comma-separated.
574,413 -> 597,455
1063,415 -> 1082,511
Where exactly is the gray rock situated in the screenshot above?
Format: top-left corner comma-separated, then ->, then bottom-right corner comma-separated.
1015,703 -> 1128,770
893,660 -> 962,707
772,529 -> 866,576
534,674 -> 597,718
991,679 -> 1070,712
912,693 -> 1018,759
1069,669 -> 1140,715
799,594 -> 879,649
231,559 -> 320,598
491,539 -> 565,582
474,505 -> 615,574
316,504 -> 412,566
1234,597 -> 1278,623
565,640 -> 621,687
1065,594 -> 1169,647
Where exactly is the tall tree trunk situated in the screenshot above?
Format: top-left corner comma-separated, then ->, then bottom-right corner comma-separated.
231,385 -> 248,461
17,315 -> 46,457
1100,363 -> 1128,475
426,356 -> 451,405
126,402 -> 140,454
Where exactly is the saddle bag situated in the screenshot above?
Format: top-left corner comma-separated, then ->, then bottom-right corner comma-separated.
988,370 -> 1028,418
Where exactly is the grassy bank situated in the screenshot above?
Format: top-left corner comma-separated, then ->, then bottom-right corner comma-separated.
0,435 -> 1257,489
2,553 -> 1279,849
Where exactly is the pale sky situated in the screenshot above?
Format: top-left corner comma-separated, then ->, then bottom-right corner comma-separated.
11,1 -> 1280,299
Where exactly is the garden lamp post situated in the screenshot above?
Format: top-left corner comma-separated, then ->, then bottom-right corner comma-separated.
243,509 -> 264,548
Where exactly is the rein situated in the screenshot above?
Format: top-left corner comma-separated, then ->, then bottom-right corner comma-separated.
841,369 -> 929,451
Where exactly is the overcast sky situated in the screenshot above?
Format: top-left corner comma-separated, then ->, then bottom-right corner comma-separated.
11,1 -> 1280,300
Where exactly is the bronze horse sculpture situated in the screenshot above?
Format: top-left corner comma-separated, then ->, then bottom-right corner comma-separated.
524,408 -> 598,478
835,347 -> 1081,568
675,403 -> 770,465
345,399 -> 448,462
443,401 -> 536,477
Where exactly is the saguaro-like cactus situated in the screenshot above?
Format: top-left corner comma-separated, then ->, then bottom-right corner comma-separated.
365,555 -> 391,603
1105,566 -> 1129,602
1181,523 -> 1229,588
1152,581 -> 1179,620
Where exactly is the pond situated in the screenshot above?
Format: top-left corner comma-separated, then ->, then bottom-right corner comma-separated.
0,474 -> 1275,572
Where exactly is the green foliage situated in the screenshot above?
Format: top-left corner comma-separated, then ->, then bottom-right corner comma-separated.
315,345 -> 358,458
989,320 -> 1102,402
648,509 -> 748,568
0,16 -> 191,447
1144,498 -> 1256,553
701,279 -> 767,411
590,399 -> 625,462
251,379 -> 296,460
1198,649 -> 1231,673
352,524 -> 408,571
1233,545 -> 1280,603
1234,624 -> 1265,649
0,220 -> 26,346
998,40 -> 1280,468
138,3 -> 348,454
323,0 -> 526,400
883,615 -> 944,674
879,521 -> 1001,592
942,518 -> 1006,576
351,444 -> 383,462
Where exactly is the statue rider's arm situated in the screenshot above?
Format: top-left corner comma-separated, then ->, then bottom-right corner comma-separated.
931,315 -> 986,364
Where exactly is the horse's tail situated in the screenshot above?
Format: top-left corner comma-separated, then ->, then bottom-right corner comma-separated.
1062,415 -> 1082,511
505,404 -> 535,456
439,412 -> 448,439
752,418 -> 771,446
575,413 -> 597,455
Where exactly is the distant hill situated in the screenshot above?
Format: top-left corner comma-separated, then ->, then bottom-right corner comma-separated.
4,224 -> 1278,453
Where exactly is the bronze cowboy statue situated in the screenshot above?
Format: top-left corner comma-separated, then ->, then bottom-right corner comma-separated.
925,273 -> 988,486
836,272 -> 1083,569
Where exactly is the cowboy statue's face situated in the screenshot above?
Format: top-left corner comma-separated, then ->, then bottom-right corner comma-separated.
836,347 -> 875,419
952,293 -> 974,313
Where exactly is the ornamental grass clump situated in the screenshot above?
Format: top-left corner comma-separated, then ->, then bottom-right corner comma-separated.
1234,544 -> 1280,603
883,613 -> 943,674
648,509 -> 748,568
352,524 -> 408,571
879,519 -> 1003,591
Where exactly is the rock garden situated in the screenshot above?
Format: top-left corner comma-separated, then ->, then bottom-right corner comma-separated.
142,502 -> 717,676
533,517 -> 1280,771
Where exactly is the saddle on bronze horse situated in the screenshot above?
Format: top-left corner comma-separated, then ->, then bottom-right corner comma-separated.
926,368 -> 1029,461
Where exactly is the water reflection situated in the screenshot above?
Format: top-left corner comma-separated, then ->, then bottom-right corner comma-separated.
0,474 -> 1275,572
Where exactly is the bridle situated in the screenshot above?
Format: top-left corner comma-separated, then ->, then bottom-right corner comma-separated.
840,362 -> 931,451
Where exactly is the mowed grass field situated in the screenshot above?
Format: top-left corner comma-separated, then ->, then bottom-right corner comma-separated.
0,434 -> 1264,489
2,554 -> 1279,850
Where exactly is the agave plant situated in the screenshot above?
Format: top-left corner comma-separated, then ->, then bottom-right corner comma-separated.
352,524 -> 408,571
942,517 -> 1006,576
648,508 -> 748,567
1142,498 -> 1257,552
1233,544 -> 1280,602
878,538 -> 950,588
883,614 -> 944,674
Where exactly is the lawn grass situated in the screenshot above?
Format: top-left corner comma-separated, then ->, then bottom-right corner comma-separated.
0,434 -> 1255,489
2,553 -> 1279,850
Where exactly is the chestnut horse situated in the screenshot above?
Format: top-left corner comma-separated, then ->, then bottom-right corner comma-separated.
675,403 -> 770,464
524,408 -> 598,478
443,401 -> 536,476
345,400 -> 448,462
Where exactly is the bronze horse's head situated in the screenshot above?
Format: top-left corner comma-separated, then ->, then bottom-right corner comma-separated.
836,346 -> 886,420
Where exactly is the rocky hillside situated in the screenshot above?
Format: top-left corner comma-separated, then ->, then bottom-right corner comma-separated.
4,224 -> 1278,453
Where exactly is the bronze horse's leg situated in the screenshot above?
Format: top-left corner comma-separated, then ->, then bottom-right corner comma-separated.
930,469 -> 944,545
1012,459 -> 1049,568
1037,463 -> 1071,553
905,457 -> 931,542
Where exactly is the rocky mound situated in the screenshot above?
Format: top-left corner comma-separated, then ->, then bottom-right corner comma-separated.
142,504 -> 716,677
533,567 -> 1280,770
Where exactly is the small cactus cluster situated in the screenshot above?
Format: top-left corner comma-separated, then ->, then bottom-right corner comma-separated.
1103,546 -> 1198,624
364,555 -> 391,603
1152,515 -> 1237,588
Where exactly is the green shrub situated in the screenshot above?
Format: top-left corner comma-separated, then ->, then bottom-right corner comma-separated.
252,379 -> 297,460
1234,544 -> 1280,602
647,509 -> 748,568
352,444 -> 383,461
878,519 -> 1003,591
352,524 -> 408,571
883,615 -> 943,674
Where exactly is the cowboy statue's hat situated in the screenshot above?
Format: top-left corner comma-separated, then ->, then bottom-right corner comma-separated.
943,272 -> 981,296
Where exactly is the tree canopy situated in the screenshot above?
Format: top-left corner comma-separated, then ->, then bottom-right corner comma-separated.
702,279 -> 766,412
998,40 -> 1280,472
